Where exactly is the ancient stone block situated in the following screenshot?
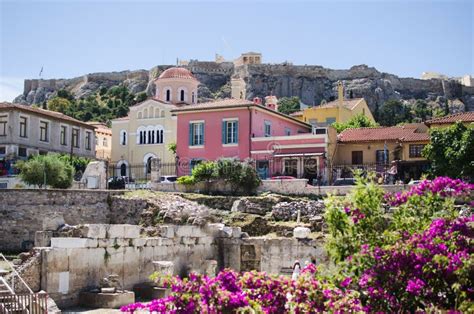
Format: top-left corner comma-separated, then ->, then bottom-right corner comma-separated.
107,225 -> 125,238
51,238 -> 98,249
124,225 -> 141,239
80,224 -> 107,239
158,226 -> 174,238
42,214 -> 65,231
293,227 -> 311,239
181,237 -> 197,245
35,231 -> 53,247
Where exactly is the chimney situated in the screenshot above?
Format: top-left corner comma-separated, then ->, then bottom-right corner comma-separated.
337,81 -> 344,106
264,95 -> 278,111
253,97 -> 262,105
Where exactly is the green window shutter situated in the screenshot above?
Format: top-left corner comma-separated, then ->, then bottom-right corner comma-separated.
189,123 -> 193,146
222,121 -> 226,144
235,121 -> 239,143
201,123 -> 205,145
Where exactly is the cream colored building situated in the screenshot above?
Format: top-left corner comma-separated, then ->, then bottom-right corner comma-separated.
234,52 -> 262,66
111,67 -> 199,178
87,122 -> 112,161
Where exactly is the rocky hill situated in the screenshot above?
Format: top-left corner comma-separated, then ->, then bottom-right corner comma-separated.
14,61 -> 474,113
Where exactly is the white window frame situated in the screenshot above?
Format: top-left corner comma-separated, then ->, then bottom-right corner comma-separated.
39,119 -> 50,143
60,124 -> 68,146
85,130 -> 92,151
0,113 -> 8,137
72,127 -> 80,148
190,120 -> 204,147
19,114 -> 29,138
264,120 -> 272,137
120,129 -> 128,146
223,118 -> 239,146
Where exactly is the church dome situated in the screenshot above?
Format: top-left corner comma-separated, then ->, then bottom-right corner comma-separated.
158,67 -> 197,80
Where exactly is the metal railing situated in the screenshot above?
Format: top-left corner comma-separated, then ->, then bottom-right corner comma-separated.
0,293 -> 48,314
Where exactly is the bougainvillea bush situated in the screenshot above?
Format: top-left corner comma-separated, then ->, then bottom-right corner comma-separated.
122,177 -> 473,313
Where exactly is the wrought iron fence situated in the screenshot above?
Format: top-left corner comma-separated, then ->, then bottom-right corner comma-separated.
107,163 -> 152,189
0,293 -> 48,313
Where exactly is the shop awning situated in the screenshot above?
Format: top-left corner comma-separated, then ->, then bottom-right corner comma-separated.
273,153 -> 324,158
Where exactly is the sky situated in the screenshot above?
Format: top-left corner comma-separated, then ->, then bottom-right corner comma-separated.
0,0 -> 473,101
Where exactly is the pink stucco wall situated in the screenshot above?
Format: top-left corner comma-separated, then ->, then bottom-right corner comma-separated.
175,106 -> 313,176
250,108 -> 309,137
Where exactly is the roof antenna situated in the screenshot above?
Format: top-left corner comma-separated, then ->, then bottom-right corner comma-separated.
39,66 -> 43,78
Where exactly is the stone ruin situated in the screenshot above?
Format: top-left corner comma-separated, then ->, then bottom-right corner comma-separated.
15,223 -> 327,309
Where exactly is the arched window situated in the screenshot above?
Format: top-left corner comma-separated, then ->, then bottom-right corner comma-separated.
103,137 -> 108,147
192,92 -> 195,104
166,89 -> 171,102
144,109 -> 148,119
137,112 -> 142,119
154,108 -> 160,118
180,90 -> 185,102
160,110 -> 165,118
120,163 -> 127,177
120,130 -> 127,145
146,157 -> 152,174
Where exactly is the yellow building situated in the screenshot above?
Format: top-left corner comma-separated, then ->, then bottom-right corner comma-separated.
87,122 -> 112,161
110,67 -> 199,178
333,123 -> 430,183
291,81 -> 375,127
425,112 -> 474,129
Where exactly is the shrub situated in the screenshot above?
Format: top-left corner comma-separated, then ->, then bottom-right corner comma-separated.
191,161 -> 217,183
216,158 -> 261,195
16,154 -> 74,188
176,175 -> 195,185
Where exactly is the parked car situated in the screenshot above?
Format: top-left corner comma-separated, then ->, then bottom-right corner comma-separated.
108,176 -> 126,189
160,175 -> 178,183
408,179 -> 422,186
270,176 -> 296,180
332,178 -> 357,186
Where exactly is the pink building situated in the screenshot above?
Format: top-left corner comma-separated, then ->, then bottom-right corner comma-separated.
172,98 -> 336,183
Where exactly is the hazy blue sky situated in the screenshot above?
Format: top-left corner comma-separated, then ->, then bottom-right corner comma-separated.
1,0 -> 472,101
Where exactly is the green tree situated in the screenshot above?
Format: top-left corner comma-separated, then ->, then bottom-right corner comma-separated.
47,97 -> 72,114
16,154 -> 74,188
423,122 -> 474,180
332,113 -> 379,133
277,96 -> 300,115
378,99 -> 413,126
135,92 -> 148,103
216,158 -> 261,195
412,100 -> 432,121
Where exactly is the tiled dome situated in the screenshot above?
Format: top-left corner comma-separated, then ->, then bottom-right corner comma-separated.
158,67 -> 197,80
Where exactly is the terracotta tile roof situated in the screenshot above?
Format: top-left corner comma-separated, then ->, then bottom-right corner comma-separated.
338,124 -> 430,143
171,98 -> 311,128
0,102 -> 94,129
157,67 -> 197,80
290,110 -> 304,116
317,98 -> 364,110
171,98 -> 255,112
425,112 -> 474,126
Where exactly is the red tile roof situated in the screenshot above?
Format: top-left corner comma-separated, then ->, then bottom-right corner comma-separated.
338,124 -> 430,143
425,112 -> 474,126
158,67 -> 197,80
0,102 -> 95,129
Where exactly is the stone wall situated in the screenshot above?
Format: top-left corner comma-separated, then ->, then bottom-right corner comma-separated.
0,189 -> 124,251
32,223 -> 326,308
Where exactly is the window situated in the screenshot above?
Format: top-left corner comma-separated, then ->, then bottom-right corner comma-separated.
284,159 -> 298,177
180,90 -> 185,102
120,130 -> 127,145
85,131 -> 92,150
18,147 -> 27,157
375,150 -> 387,164
60,126 -> 67,145
409,144 -> 425,158
0,115 -> 7,136
19,116 -> 27,138
166,89 -> 171,102
264,121 -> 271,137
325,117 -> 336,125
189,122 -> 204,146
192,92 -> 195,103
39,121 -> 49,142
285,128 -> 291,136
222,120 -> 238,144
156,129 -> 164,144
352,151 -> 363,165
72,128 -> 80,148
0,146 -> 5,155
120,163 -> 127,177
103,137 -> 108,147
